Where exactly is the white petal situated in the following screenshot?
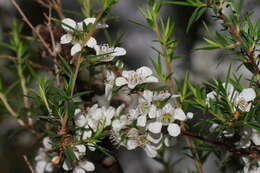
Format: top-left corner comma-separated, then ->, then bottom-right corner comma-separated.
164,137 -> 170,147
115,77 -> 128,87
75,108 -> 81,115
35,161 -> 47,173
137,115 -> 147,127
86,37 -> 97,48
82,130 -> 92,140
187,112 -> 194,119
126,139 -> 138,150
129,109 -> 139,120
122,70 -> 135,78
128,83 -> 137,89
136,66 -> 153,77
225,83 -> 235,95
239,88 -> 256,102
97,23 -> 109,29
88,143 -> 96,151
143,90 -> 153,103
148,105 -> 157,118
206,91 -> 216,106
163,103 -> 174,112
74,114 -> 87,128
79,160 -> 95,171
62,18 -> 77,32
45,163 -> 54,172
164,137 -> 177,147
116,104 -> 125,116
83,18 -> 96,25
63,160 -> 72,171
71,43 -> 82,56
75,145 -> 86,153
113,47 -> 126,56
60,34 -> 73,44
43,137 -> 52,150
112,119 -> 123,131
144,76 -> 159,83
167,123 -> 181,137
144,144 -> 158,158
148,122 -> 162,134
174,108 -> 187,121
73,167 -> 85,173
251,129 -> 260,145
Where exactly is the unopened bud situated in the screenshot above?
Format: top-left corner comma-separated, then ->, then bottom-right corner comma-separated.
51,156 -> 61,165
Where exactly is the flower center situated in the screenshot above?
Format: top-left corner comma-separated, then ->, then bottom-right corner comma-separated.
237,98 -> 248,111
128,73 -> 142,85
138,135 -> 148,146
160,113 -> 172,124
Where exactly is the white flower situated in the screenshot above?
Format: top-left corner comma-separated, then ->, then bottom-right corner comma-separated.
206,83 -> 256,112
62,145 -> 95,173
112,109 -> 137,132
125,128 -> 160,158
147,104 -> 185,137
94,44 -> 126,62
239,157 -> 260,173
60,18 -> 98,56
74,108 -> 87,128
86,104 -> 115,131
115,66 -> 159,89
187,112 -> 194,119
42,137 -> 52,150
233,88 -> 256,112
35,148 -> 54,173
235,128 -> 252,149
35,137 -> 55,173
167,123 -> 181,137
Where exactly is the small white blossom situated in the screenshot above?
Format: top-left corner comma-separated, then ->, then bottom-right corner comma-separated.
74,108 -> 87,128
86,104 -> 115,131
125,128 -> 160,158
35,137 -> 55,173
147,104 -> 187,137
115,66 -> 159,89
35,148 -> 54,173
60,18 -> 99,56
206,83 -> 256,112
62,145 -> 95,173
94,44 -> 126,62
233,88 -> 256,112
238,157 -> 260,173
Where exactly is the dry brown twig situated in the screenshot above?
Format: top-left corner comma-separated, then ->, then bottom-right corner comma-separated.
11,0 -> 54,56
23,155 -> 37,173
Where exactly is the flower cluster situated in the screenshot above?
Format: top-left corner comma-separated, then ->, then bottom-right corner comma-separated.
35,137 -> 55,173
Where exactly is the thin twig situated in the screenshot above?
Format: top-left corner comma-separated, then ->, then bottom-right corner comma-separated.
23,155 -> 37,173
44,7 -> 61,87
11,0 -> 54,56
182,129 -> 260,159
181,125 -> 204,173
0,93 -> 25,126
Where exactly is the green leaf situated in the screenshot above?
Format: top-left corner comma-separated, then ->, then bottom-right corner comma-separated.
195,38 -> 223,50
64,146 -> 77,162
165,1 -> 194,7
186,7 -> 207,32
